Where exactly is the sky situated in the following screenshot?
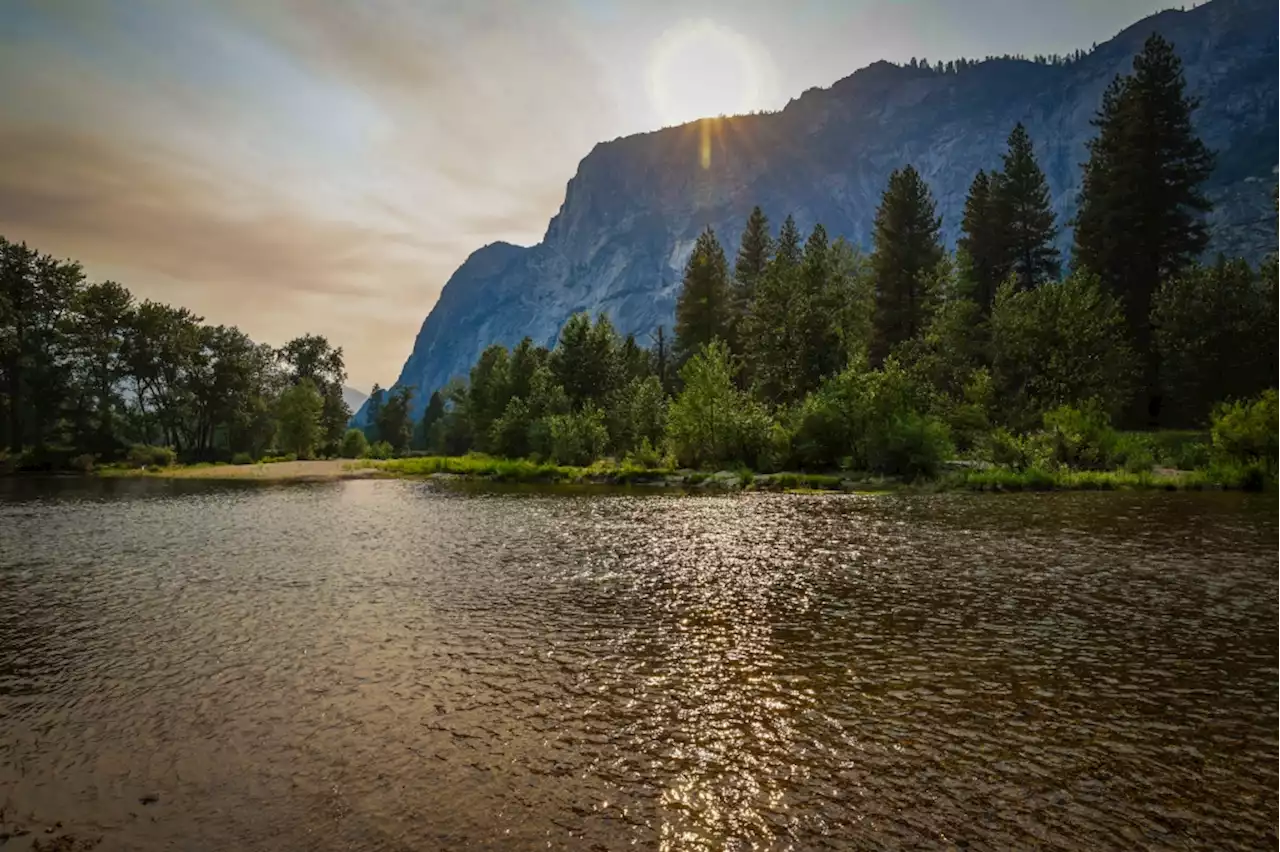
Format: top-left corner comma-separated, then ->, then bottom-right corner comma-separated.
0,0 -> 1178,392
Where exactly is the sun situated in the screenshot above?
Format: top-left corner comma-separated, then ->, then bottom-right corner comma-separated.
646,20 -> 774,128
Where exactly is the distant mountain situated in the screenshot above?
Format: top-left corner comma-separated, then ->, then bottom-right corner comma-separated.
358,0 -> 1277,423
342,386 -> 368,418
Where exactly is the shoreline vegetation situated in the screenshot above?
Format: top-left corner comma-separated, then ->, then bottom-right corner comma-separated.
2,33 -> 1276,493
86,451 -> 1273,493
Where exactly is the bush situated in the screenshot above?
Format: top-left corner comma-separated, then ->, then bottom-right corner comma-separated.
666,341 -> 772,469
1210,390 -> 1278,470
623,437 -> 666,470
788,359 -> 951,476
866,412 -> 953,478
340,428 -> 369,459
261,452 -> 298,464
126,444 -> 176,468
1041,402 -> 1116,470
231,452 -> 254,465
70,453 -> 96,473
547,407 -> 609,466
1107,432 -> 1155,473
364,441 -> 394,460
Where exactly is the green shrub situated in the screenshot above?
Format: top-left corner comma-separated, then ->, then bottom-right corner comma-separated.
789,359 -> 951,476
1107,432 -> 1155,473
665,341 -> 772,469
364,441 -> 394,460
231,452 -> 254,465
70,453 -> 96,473
866,412 -> 953,478
623,437 -> 666,470
1142,430 -> 1210,469
548,407 -> 609,466
1210,390 -> 1278,470
340,428 -> 369,459
1041,402 -> 1116,470
261,452 -> 298,464
126,444 -> 176,468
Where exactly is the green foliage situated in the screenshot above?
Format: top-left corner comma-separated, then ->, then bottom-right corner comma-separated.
623,437 -> 667,470
340,427 -> 369,459
990,271 -> 1136,429
551,313 -> 619,409
992,123 -> 1060,289
275,378 -> 323,459
731,206 -> 773,351
665,340 -> 770,469
1209,390 -> 1278,471
365,440 -> 394,460
870,164 -> 944,361
70,452 -> 96,473
958,170 -> 1003,312
375,386 -> 414,454
466,344 -> 511,451
789,359 -> 952,477
126,444 -> 176,468
1040,402 -> 1117,470
675,227 -> 733,363
547,406 -> 609,466
279,334 -> 349,453
1072,33 -> 1214,423
231,452 -> 254,465
1153,258 -> 1278,427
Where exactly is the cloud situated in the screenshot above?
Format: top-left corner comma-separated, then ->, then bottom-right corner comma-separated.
0,127 -> 431,300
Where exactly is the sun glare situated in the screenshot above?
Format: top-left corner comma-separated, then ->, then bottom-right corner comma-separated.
646,20 -> 774,128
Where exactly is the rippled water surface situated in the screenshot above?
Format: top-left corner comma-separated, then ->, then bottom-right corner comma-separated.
0,479 -> 1276,851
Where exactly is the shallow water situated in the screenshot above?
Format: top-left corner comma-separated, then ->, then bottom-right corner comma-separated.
0,478 -> 1275,851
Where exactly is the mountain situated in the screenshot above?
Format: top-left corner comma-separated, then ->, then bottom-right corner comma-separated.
342,386 -> 368,417
359,0 -> 1277,423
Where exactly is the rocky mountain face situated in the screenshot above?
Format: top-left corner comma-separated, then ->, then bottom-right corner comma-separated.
342,386 -> 368,417
360,0 -> 1277,422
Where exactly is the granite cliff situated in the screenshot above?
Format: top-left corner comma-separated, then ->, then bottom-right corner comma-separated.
360,0 -> 1277,422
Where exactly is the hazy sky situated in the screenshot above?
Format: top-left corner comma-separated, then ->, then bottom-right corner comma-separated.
0,0 -> 1177,391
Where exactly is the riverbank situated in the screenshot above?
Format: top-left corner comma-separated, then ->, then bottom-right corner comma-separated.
89,455 -> 1272,492
96,459 -> 378,482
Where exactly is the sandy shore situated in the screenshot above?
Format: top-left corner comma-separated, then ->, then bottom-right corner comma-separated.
122,459 -> 379,482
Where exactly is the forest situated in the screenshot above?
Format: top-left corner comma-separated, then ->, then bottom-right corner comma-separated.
2,34 -> 1276,485
0,237 -> 353,470
362,33 -> 1276,486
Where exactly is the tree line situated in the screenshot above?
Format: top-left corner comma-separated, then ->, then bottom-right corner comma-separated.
383,33 -> 1275,475
0,239 -> 353,468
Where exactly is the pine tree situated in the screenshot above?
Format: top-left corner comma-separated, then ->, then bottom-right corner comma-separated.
674,226 -> 732,364
1072,33 -> 1213,422
992,123 -> 1059,289
957,169 -> 1004,312
774,214 -> 802,268
870,165 -> 944,361
731,206 -> 773,352
650,325 -> 672,395
743,215 -> 806,405
797,223 -> 841,394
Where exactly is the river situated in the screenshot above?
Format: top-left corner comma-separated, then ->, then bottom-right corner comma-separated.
0,479 -> 1275,850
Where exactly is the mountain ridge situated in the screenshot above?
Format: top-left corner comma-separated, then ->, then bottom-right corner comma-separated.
359,0 -> 1277,423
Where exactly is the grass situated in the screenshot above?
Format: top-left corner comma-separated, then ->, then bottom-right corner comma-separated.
83,450 -> 1275,493
358,454 -> 680,485
945,463 -> 1274,492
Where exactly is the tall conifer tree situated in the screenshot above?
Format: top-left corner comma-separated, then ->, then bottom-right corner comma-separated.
957,169 -> 1004,312
870,165 -> 944,361
674,227 -> 732,364
732,206 -> 773,321
1072,33 -> 1213,421
993,123 -> 1060,289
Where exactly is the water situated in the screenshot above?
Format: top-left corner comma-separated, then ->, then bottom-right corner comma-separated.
0,479 -> 1275,851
